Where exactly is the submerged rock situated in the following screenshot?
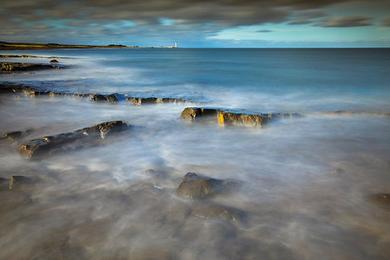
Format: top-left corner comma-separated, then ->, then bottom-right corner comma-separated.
191,203 -> 247,223
181,107 -> 301,127
128,97 -> 186,105
176,172 -> 240,199
18,121 -> 129,159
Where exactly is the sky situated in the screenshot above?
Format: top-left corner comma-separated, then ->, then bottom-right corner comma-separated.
1,0 -> 390,47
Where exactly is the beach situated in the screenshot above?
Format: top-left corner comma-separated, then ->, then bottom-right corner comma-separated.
0,48 -> 389,259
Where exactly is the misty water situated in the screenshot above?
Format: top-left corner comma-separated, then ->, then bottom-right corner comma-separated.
0,49 -> 390,259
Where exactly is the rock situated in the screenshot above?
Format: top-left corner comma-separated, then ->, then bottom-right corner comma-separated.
106,94 -> 119,103
181,107 -> 301,127
8,176 -> 38,190
0,84 -> 37,95
176,172 -> 239,199
91,93 -> 119,103
18,121 -> 129,159
1,62 -> 59,72
91,94 -> 107,102
191,203 -> 247,223
369,193 -> 390,209
217,111 -> 267,127
180,107 -> 218,121
0,129 -> 33,141
50,59 -> 59,63
128,97 -> 186,105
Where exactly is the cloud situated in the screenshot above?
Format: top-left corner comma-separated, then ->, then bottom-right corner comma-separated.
288,10 -> 326,25
319,16 -> 372,27
0,0 -> 354,27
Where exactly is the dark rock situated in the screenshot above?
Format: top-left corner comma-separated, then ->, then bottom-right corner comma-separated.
50,59 -> 59,63
91,94 -> 107,102
128,97 -> 186,105
106,94 -> 119,103
0,54 -> 53,58
0,84 -> 37,96
19,121 -> 129,159
0,129 -> 33,141
91,94 -> 118,103
129,97 -> 158,105
176,172 -> 240,199
1,62 -> 59,72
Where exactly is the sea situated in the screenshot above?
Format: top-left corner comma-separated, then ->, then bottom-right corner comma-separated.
0,48 -> 389,259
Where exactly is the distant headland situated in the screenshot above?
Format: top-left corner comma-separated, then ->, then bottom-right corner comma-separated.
0,41 -> 179,50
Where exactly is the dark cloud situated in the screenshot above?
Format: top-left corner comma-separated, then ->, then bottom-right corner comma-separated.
0,0 -> 355,27
319,16 -> 372,27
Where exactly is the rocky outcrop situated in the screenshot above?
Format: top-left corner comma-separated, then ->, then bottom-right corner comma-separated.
18,121 -> 129,159
128,97 -> 187,105
1,62 -> 61,72
50,59 -> 59,63
181,107 -> 301,127
176,172 -> 240,199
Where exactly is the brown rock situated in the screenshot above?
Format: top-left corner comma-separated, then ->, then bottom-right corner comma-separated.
181,107 -> 301,127
180,107 -> 218,121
